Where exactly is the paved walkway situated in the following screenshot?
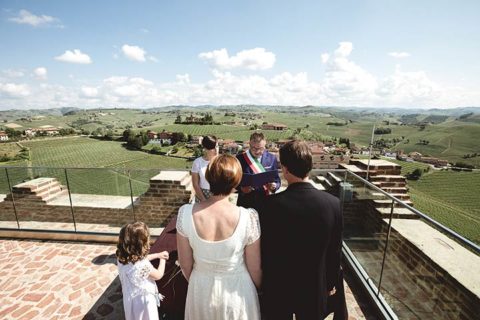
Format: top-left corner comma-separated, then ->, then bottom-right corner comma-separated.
0,238 -> 376,319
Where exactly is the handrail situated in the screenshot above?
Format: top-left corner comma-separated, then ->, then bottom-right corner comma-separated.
0,165 -> 187,171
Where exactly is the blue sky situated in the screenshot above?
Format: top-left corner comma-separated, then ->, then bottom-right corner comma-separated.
1,0 -> 479,109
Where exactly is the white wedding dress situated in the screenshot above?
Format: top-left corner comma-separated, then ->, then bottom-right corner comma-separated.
176,204 -> 261,320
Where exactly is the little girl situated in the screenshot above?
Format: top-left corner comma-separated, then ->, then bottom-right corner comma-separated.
116,221 -> 169,320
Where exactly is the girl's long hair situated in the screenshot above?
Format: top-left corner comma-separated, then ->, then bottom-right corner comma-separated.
116,222 -> 150,265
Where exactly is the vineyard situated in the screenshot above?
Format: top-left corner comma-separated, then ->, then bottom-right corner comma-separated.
0,137 -> 188,195
407,171 -> 480,244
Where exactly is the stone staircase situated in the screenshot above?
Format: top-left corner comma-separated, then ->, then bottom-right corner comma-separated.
5,177 -> 68,204
317,159 -> 418,219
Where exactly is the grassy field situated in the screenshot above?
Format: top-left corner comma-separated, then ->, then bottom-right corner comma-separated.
383,158 -> 480,244
0,137 -> 189,195
0,142 -> 23,159
407,171 -> 480,244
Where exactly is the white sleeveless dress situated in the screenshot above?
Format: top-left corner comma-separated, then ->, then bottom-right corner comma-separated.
176,204 -> 261,320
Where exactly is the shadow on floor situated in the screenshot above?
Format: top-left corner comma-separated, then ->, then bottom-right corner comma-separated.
83,276 -> 124,320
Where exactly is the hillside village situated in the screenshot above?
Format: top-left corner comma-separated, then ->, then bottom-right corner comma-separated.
1,107 -> 473,171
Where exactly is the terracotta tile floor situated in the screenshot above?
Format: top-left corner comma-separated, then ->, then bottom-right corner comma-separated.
0,239 -> 377,319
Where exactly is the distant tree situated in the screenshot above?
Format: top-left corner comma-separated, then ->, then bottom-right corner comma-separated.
374,127 -> 392,134
59,128 -> 75,136
104,130 -> 114,140
193,146 -> 203,158
407,168 -> 423,180
339,137 -> 350,148
171,132 -> 187,145
454,162 -> 475,169
132,136 -> 144,149
174,115 -> 182,124
122,129 -> 133,141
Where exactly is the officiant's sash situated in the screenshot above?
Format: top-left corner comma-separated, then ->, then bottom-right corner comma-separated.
243,151 -> 270,195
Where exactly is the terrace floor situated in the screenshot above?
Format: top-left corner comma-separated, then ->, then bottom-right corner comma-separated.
0,238 -> 377,319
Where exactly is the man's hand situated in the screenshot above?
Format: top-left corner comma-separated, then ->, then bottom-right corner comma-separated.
267,182 -> 277,192
328,287 -> 336,296
241,186 -> 253,194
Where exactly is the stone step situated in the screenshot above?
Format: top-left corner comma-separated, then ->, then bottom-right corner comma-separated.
5,188 -> 68,203
372,192 -> 410,200
375,206 -> 419,219
372,181 -> 406,188
12,177 -> 60,192
380,187 -> 409,193
314,176 -> 332,188
327,172 -> 343,184
43,189 -> 69,203
370,175 -> 406,182
34,184 -> 65,199
373,199 -> 413,208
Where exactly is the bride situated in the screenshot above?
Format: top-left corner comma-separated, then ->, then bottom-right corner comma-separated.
176,154 -> 261,320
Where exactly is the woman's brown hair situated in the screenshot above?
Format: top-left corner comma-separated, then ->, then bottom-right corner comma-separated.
205,154 -> 242,196
116,222 -> 150,265
202,135 -> 217,150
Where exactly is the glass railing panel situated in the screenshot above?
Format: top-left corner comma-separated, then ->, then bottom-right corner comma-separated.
339,171 -> 390,292
0,168 -> 19,229
0,167 -> 75,231
380,200 -> 479,319
65,168 -> 133,234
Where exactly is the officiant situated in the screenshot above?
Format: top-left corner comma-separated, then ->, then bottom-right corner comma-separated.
236,132 -> 281,211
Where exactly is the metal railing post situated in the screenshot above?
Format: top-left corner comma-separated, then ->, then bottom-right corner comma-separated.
5,168 -> 20,229
128,170 -> 136,221
64,168 -> 77,232
377,199 -> 395,296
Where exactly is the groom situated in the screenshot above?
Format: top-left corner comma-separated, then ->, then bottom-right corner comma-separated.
259,140 -> 343,320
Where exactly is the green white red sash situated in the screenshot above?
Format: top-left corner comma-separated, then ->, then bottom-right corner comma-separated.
243,150 -> 270,194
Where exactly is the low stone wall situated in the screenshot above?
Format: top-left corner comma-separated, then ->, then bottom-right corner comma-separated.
0,171 -> 192,227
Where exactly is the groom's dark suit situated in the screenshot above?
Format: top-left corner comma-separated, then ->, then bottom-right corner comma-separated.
260,182 -> 343,320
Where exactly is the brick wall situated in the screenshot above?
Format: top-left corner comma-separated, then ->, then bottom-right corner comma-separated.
0,171 -> 193,227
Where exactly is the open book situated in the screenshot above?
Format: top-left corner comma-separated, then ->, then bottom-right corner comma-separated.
239,170 -> 278,187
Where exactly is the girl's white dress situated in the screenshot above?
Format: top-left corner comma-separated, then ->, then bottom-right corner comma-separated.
118,258 -> 162,320
177,204 -> 261,320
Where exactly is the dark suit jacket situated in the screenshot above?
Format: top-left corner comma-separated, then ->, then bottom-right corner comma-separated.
259,182 -> 343,319
236,150 -> 281,211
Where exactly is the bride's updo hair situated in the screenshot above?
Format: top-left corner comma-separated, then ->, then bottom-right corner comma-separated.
206,154 -> 242,196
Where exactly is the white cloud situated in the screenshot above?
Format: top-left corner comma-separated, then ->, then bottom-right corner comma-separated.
2,69 -> 25,78
33,67 -> 47,80
9,9 -> 59,27
199,48 -> 276,70
122,44 -> 146,62
389,52 -> 411,58
0,83 -> 30,97
55,49 -> 92,64
376,66 -> 438,104
335,42 -> 353,57
1,42 -> 477,109
148,56 -> 159,63
321,53 -> 330,64
322,42 -> 377,100
176,74 -> 191,84
80,86 -> 99,98
140,28 -> 149,33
